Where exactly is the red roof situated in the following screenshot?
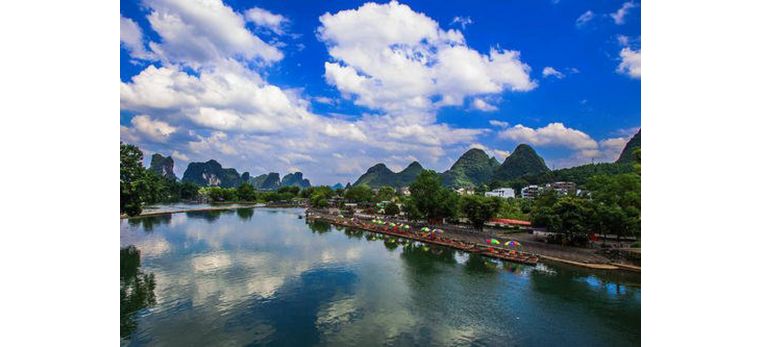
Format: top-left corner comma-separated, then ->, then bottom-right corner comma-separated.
490,218 -> 532,226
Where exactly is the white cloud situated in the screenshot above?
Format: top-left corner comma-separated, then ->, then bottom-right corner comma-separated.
450,16 -> 473,29
611,1 -> 637,25
130,114 -> 177,142
120,1 -> 524,184
471,98 -> 498,112
576,11 -> 594,27
245,7 -> 288,35
120,15 -> 155,60
617,47 -> 641,79
542,66 -> 565,79
499,122 -> 598,152
318,1 -> 535,113
599,137 -> 629,161
142,0 -> 282,67
489,120 -> 509,128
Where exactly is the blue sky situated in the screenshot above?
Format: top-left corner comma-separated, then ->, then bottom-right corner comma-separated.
120,0 -> 640,185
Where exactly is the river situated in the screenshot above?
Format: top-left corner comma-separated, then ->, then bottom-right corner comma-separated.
120,207 -> 640,346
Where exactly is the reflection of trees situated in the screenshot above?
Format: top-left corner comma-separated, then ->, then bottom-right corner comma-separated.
127,214 -> 171,232
186,209 -> 232,222
399,243 -> 456,275
343,228 -> 365,240
383,238 -> 400,251
528,263 -> 641,339
236,207 -> 254,221
121,245 -> 156,338
307,220 -> 332,234
463,254 -> 499,274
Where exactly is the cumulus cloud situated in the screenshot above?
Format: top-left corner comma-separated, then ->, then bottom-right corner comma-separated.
120,1 -> 537,184
489,120 -> 509,128
120,15 -> 155,60
542,66 -> 565,79
576,11 -> 594,27
141,0 -> 283,67
318,1 -> 535,113
499,123 -> 598,152
471,98 -> 498,112
611,1 -> 637,25
450,16 -> 473,29
245,7 -> 288,35
617,47 -> 641,79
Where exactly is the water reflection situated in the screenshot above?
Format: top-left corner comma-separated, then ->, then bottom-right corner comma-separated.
186,209 -> 233,223
127,214 -> 171,232
120,208 -> 640,346
236,207 -> 254,221
120,245 -> 156,338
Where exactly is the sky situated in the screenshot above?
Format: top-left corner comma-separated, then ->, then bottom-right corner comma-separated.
120,0 -> 641,185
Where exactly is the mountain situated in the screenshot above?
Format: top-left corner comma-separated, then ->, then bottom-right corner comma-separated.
250,172 -> 281,190
181,160 -> 241,187
353,161 -> 424,188
441,148 -> 496,188
493,144 -> 550,181
282,172 -> 311,188
616,129 -> 641,163
148,153 -> 176,180
331,183 -> 345,190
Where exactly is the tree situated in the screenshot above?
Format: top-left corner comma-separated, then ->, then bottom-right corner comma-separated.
376,186 -> 397,202
237,182 -> 257,202
344,184 -> 374,202
384,202 -> 400,216
310,192 -> 329,208
409,170 -> 460,223
121,143 -> 146,216
460,195 -> 503,231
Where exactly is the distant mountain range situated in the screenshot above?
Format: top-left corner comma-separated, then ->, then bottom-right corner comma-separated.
351,129 -> 640,188
149,129 -> 640,189
353,161 -> 424,188
148,155 -> 312,189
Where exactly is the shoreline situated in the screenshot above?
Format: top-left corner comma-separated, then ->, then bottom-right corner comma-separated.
121,205 -> 640,272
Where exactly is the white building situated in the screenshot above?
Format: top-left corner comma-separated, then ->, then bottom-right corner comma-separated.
485,188 -> 515,199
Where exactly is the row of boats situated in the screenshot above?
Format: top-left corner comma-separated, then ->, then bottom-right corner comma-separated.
306,213 -> 539,265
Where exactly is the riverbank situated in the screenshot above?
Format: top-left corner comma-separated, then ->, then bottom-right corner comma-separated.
308,210 -> 640,272
120,203 -> 266,219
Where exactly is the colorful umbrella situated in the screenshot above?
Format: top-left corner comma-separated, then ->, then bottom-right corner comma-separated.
505,240 -> 522,247
421,227 -> 430,232
489,239 -> 501,245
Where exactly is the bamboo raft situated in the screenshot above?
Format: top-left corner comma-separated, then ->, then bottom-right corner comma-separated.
307,213 -> 539,266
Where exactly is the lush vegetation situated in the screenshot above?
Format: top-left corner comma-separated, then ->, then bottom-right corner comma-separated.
441,148 -> 499,188
406,170 -> 460,223
121,143 -> 200,216
353,162 -> 424,188
493,144 -> 550,181
460,195 -> 503,230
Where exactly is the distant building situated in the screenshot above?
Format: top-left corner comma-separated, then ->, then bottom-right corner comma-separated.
549,181 -> 576,195
521,185 -> 541,199
521,182 -> 577,199
485,188 -> 515,199
455,187 -> 475,196
398,186 -> 411,196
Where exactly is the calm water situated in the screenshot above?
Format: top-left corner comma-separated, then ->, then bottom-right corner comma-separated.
121,208 -> 640,346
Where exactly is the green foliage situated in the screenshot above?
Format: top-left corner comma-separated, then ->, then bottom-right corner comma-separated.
616,129 -> 641,164
375,186 -> 397,202
401,196 -> 424,221
460,195 -> 503,230
310,192 -> 329,208
441,148 -> 496,188
121,143 -> 145,216
497,197 -> 531,220
236,183 -> 257,201
409,170 -> 460,222
354,162 -> 423,188
344,184 -> 374,202
493,144 -> 550,181
384,202 -> 400,216
277,186 -> 300,195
